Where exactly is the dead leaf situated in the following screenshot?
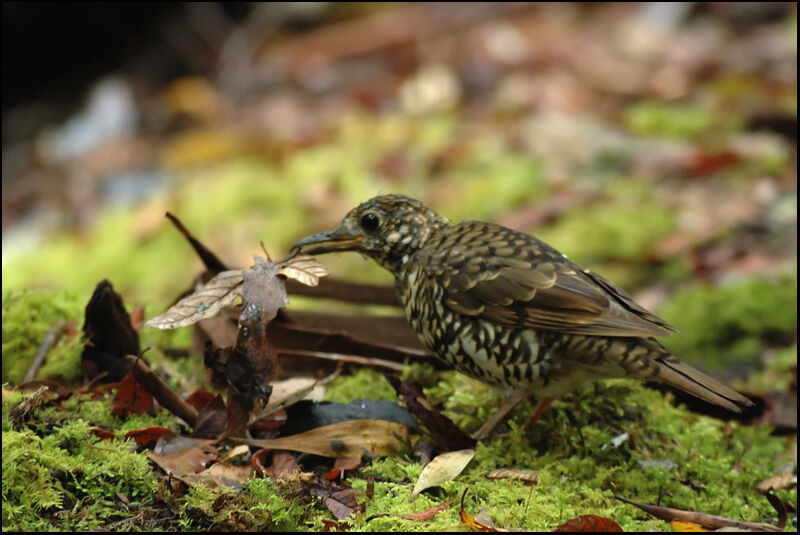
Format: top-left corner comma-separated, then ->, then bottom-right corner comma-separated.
757,472 -> 797,493
222,444 -> 250,461
372,500 -> 453,521
124,426 -> 173,448
185,389 -> 218,411
147,433 -> 216,478
90,428 -> 116,441
192,394 -> 227,438
247,375 -> 332,426
185,462 -> 254,489
111,369 -> 154,418
321,519 -> 352,531
144,269 -> 244,330
334,457 -> 362,472
325,488 -> 364,520
553,515 -> 623,532
277,254 -> 329,287
411,449 -> 475,501
485,468 -> 538,486
272,451 -> 302,478
9,385 -> 51,429
232,419 -> 410,459
459,489 -> 507,532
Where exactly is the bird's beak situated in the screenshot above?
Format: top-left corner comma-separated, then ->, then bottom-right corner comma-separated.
291,228 -> 363,255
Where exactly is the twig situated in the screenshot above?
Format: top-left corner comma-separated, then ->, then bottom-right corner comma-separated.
24,322 -> 64,382
284,277 -> 399,307
125,355 -> 198,427
276,349 -> 405,372
615,495 -> 782,532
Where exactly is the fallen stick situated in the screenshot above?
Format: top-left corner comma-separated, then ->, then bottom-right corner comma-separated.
24,323 -> 65,383
615,495 -> 782,532
126,355 -> 198,427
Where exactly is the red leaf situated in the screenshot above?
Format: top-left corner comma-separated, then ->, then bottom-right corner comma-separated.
111,370 -> 154,418
326,468 -> 342,480
91,428 -> 116,441
185,389 -> 217,411
684,150 -> 741,177
124,426 -> 173,448
553,515 -> 623,532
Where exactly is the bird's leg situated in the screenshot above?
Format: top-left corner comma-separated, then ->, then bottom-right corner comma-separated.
523,396 -> 554,430
471,388 -> 528,440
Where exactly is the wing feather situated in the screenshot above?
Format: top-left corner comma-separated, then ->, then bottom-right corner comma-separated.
427,222 -> 676,338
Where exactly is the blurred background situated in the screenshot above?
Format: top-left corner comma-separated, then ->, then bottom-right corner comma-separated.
2,2 -> 797,377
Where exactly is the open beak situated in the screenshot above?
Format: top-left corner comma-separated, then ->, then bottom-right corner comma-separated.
290,229 -> 363,255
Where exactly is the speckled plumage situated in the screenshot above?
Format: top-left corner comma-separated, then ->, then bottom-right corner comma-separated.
292,194 -> 752,412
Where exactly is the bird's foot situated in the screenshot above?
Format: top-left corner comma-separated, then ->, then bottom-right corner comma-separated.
523,396 -> 554,430
471,388 -> 528,440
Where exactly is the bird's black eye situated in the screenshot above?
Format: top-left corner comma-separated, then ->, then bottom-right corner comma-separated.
360,212 -> 380,231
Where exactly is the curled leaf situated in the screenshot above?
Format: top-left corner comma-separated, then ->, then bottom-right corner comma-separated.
411,449 -> 475,501
145,270 -> 244,330
231,419 -> 410,458
278,254 -> 329,287
485,468 -> 537,486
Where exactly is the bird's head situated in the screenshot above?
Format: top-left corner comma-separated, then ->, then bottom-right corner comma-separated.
291,194 -> 449,273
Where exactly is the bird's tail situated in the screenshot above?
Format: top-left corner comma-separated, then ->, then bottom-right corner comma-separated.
614,340 -> 753,412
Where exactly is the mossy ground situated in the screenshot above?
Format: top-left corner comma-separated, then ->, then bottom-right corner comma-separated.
2,290 -> 796,531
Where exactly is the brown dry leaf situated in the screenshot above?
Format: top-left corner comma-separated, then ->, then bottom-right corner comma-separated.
325,488 -> 364,520
248,373 -> 335,426
757,472 -> 797,493
553,515 -> 623,532
333,456 -> 362,472
277,254 -> 329,287
373,500 -> 453,521
144,270 -> 244,330
411,449 -> 475,501
484,468 -> 538,486
232,419 -> 410,458
186,462 -> 254,489
271,451 -> 302,478
147,435 -> 215,478
9,385 -> 51,429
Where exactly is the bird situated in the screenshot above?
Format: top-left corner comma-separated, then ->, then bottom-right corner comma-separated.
291,194 -> 752,438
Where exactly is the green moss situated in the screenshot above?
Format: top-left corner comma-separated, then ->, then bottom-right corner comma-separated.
341,380 -> 796,532
534,180 -> 675,268
624,100 -> 739,139
2,289 -> 85,385
323,368 -> 398,404
436,142 -> 546,223
657,275 -> 797,369
2,415 -> 157,531
243,477 -> 313,531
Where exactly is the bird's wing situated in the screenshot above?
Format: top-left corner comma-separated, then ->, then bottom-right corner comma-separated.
425,222 -> 676,338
